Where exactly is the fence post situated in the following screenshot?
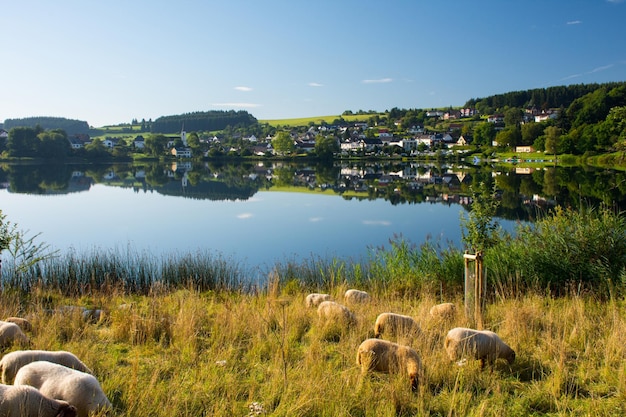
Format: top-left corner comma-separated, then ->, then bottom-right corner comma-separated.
464,251 -> 484,329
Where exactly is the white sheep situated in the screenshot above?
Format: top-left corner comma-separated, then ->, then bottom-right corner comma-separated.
374,312 -> 422,339
444,327 -> 516,368
344,289 -> 371,304
429,303 -> 457,320
0,350 -> 92,384
0,383 -> 77,417
317,301 -> 356,327
0,321 -> 30,349
356,338 -> 423,391
305,293 -> 331,308
3,317 -> 33,333
14,361 -> 112,417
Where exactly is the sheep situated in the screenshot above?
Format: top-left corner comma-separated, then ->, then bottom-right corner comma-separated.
3,318 -> 33,333
344,289 -> 371,304
0,383 -> 77,417
0,321 -> 30,349
305,293 -> 331,308
356,338 -> 422,391
373,312 -> 422,340
429,303 -> 457,321
14,361 -> 111,417
0,350 -> 92,385
444,327 -> 516,369
317,301 -> 356,327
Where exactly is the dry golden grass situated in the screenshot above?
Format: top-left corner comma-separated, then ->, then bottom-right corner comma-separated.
1,287 -> 625,416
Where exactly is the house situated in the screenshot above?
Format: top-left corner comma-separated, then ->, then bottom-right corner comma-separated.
460,108 -> 478,118
133,135 -> 145,149
0,129 -> 8,139
487,114 -> 504,123
171,146 -> 192,158
443,110 -> 461,120
515,146 -> 535,153
456,135 -> 472,146
102,138 -> 120,148
426,110 -> 444,118
534,112 -> 559,122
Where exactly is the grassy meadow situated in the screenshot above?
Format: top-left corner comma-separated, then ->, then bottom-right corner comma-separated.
1,284 -> 625,416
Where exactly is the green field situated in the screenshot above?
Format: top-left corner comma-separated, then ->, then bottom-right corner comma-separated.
259,114 -> 381,127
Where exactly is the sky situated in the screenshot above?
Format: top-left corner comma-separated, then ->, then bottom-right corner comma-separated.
2,0 -> 625,128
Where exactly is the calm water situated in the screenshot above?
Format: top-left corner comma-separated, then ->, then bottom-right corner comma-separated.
2,160 -> 624,270
0,184 -> 469,268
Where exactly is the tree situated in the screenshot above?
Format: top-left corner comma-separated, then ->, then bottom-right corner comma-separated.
38,130 -> 70,159
145,134 -> 169,157
272,132 -> 295,156
314,136 -> 339,160
7,127 -> 39,157
494,126 -> 521,149
544,126 -> 561,156
504,107 -> 524,127
473,122 -> 496,146
521,122 -> 546,146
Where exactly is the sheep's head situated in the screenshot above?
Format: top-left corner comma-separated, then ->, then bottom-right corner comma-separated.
56,402 -> 78,417
409,373 -> 419,391
506,349 -> 516,364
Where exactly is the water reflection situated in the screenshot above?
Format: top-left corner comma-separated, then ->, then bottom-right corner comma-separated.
2,160 -> 625,223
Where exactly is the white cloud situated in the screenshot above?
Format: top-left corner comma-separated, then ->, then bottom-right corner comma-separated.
558,73 -> 583,81
212,102 -> 260,108
362,220 -> 391,226
607,0 -> 624,3
362,78 -> 393,84
309,217 -> 323,222
589,64 -> 614,73
237,213 -> 253,219
308,82 -> 324,87
234,86 -> 253,92
566,20 -> 582,25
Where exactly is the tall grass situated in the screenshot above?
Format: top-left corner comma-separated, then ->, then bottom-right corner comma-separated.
1,287 -> 625,416
2,201 -> 626,414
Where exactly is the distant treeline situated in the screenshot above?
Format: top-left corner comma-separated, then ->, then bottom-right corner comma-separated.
464,82 -> 626,112
150,110 -> 258,134
3,116 -> 90,135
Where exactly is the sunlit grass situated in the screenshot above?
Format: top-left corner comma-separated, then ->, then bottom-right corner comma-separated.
1,287 -> 625,416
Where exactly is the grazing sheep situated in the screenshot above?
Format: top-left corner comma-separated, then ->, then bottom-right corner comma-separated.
317,301 -> 356,327
14,361 -> 112,417
444,327 -> 516,368
305,293 -> 331,308
344,289 -> 371,304
0,321 -> 30,349
356,338 -> 422,391
374,312 -> 422,339
0,383 -> 77,417
429,303 -> 457,320
3,317 -> 33,333
0,350 -> 92,385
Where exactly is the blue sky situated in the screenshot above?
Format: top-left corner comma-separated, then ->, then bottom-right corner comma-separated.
2,0 -> 625,127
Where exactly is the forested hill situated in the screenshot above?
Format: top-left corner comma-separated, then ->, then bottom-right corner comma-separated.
464,82 -> 626,113
150,110 -> 257,134
3,117 -> 90,135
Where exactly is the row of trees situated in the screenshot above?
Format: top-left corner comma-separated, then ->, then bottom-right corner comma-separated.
150,110 -> 258,134
3,117 -> 90,135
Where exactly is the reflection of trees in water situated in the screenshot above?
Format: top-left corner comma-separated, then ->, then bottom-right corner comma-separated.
3,162 -> 626,216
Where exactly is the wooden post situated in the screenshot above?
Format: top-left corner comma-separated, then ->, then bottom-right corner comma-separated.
464,251 -> 484,329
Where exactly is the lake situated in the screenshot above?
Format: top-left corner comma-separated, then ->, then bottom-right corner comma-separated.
1,160 -> 625,272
